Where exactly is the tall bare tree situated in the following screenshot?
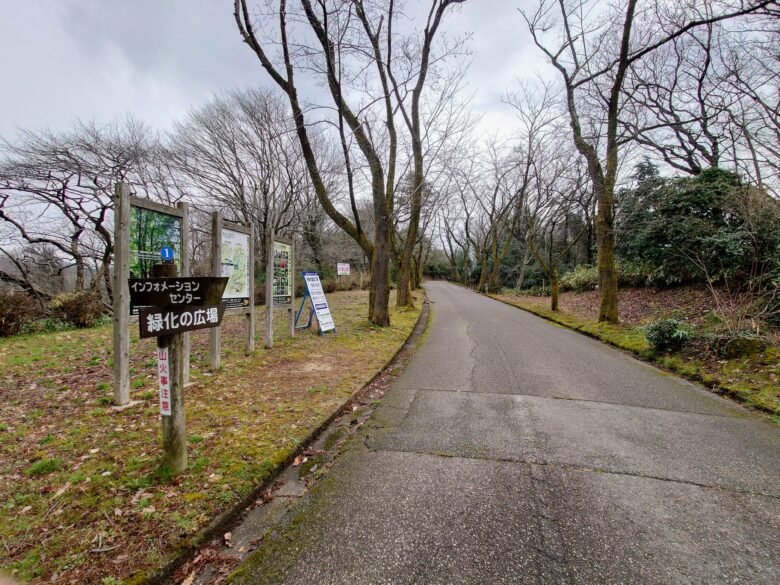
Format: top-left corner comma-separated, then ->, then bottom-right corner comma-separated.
523,0 -> 773,322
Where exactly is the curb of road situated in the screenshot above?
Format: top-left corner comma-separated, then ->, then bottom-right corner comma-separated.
486,292 -> 777,418
133,295 -> 430,585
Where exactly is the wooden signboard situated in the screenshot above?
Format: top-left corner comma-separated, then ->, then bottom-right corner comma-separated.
139,304 -> 226,338
129,276 -> 228,309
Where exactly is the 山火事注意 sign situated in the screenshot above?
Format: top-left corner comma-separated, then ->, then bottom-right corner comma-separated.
139,305 -> 226,338
129,277 -> 228,311
221,228 -> 251,308
337,262 -> 350,276
302,272 -> 335,332
273,241 -> 293,303
156,347 -> 172,415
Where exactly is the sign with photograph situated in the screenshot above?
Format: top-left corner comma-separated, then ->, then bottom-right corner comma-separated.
302,272 -> 335,332
337,263 -> 350,276
273,241 -> 293,303
129,206 -> 182,279
221,228 -> 251,308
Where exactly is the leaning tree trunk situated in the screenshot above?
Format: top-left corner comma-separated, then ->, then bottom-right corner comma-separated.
515,246 -> 531,289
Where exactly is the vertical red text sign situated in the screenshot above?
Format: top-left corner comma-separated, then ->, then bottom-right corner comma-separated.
156,347 -> 172,416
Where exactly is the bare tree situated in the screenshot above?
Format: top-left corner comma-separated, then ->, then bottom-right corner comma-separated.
170,88 -> 315,261
523,0 -> 773,322
0,117 -> 172,300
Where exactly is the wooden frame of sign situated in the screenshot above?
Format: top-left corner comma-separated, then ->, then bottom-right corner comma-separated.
208,212 -> 256,370
112,183 -> 191,406
265,235 -> 295,350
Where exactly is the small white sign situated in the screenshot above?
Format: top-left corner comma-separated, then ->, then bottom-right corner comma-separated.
156,347 -> 172,416
303,272 -> 335,332
337,263 -> 350,276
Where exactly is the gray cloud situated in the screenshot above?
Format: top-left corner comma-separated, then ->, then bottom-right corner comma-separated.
0,0 -> 547,138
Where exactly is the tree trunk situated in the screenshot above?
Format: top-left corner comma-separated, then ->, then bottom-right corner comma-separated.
550,265 -> 560,312
515,246 -> 531,289
595,179 -> 619,323
369,195 -> 391,326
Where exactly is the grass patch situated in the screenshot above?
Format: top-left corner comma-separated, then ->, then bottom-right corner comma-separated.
0,290 -> 422,583
25,458 -> 62,476
491,293 -> 780,417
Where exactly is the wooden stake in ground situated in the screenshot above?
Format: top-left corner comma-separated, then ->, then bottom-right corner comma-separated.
179,201 -> 191,385
265,227 -> 274,349
209,212 -> 223,370
152,261 -> 187,473
246,223 -> 256,353
112,182 -> 130,406
288,238 -> 295,339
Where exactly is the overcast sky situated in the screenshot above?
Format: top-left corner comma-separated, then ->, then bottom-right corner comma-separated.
0,0 -> 545,140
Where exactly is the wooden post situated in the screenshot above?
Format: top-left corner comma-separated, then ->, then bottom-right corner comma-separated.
159,332 -> 186,472
246,223 -> 256,354
178,201 -> 191,385
265,227 -> 274,349
288,238 -> 295,338
112,183 -> 131,406
209,212 -> 222,370
153,261 -> 187,473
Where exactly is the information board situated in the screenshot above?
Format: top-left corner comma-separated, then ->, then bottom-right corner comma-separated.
337,263 -> 350,276
129,206 -> 182,279
221,228 -> 251,308
273,241 -> 293,303
302,272 -> 335,332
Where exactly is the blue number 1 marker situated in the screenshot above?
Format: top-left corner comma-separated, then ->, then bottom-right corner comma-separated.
161,246 -> 175,261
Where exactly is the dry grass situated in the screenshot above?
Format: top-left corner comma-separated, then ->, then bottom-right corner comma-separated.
0,291 -> 422,584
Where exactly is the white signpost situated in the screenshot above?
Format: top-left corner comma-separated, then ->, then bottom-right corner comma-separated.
302,272 -> 335,333
337,262 -> 350,276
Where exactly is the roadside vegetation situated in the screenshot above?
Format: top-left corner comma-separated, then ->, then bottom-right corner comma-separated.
0,290 -> 421,584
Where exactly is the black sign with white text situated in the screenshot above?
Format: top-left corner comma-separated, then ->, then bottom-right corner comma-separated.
129,277 -> 228,310
139,304 -> 226,338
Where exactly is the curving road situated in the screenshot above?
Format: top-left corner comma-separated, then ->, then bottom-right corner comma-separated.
230,281 -> 780,584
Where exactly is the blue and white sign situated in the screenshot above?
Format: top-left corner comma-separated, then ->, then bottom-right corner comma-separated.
302,272 -> 335,332
160,246 -> 175,261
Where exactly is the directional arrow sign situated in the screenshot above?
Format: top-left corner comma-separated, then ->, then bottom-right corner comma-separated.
129,277 -> 229,309
139,304 -> 226,338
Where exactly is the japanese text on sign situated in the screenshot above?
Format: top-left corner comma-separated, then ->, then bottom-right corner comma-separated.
139,305 -> 225,338
303,272 -> 335,332
156,347 -> 172,416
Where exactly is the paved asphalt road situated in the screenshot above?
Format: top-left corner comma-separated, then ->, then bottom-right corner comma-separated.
230,282 -> 780,584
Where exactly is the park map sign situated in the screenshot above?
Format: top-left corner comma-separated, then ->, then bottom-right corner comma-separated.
220,228 -> 251,308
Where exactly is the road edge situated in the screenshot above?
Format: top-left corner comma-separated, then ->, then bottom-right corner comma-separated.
486,292 -> 777,419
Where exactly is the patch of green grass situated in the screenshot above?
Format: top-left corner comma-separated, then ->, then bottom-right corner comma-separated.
26,458 -> 62,476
